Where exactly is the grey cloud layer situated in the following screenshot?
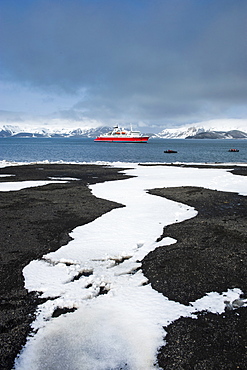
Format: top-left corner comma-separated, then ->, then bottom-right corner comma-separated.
1,0 -> 247,125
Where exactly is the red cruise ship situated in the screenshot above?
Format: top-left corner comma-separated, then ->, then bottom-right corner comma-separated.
94,125 -> 150,143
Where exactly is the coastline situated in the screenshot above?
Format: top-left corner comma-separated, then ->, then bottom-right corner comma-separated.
0,163 -> 246,369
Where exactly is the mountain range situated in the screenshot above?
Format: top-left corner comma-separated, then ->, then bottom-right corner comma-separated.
0,124 -> 247,139
0,125 -> 110,138
156,126 -> 247,139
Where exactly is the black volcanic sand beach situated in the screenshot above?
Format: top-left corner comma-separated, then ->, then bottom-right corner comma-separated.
142,166 -> 247,369
0,164 -> 131,370
0,163 -> 247,369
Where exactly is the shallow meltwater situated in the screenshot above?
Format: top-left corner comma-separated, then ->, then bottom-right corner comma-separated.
14,164 -> 247,370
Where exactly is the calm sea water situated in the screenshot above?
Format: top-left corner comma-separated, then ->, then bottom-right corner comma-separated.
0,137 -> 246,164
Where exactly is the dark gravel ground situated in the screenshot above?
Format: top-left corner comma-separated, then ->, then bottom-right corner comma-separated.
0,163 -> 246,369
0,164 -> 131,370
142,166 -> 247,369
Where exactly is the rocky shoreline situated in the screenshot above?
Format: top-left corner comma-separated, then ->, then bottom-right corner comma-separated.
0,163 -> 246,369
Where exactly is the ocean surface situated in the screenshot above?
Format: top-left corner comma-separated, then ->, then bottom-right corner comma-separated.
0,137 -> 246,164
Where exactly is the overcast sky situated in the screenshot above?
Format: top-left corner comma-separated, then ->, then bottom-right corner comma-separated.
0,0 -> 247,132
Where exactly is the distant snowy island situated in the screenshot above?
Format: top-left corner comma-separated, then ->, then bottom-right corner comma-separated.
156,126 -> 247,139
0,123 -> 247,139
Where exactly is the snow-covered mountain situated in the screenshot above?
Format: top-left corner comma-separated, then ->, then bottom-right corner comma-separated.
185,129 -> 247,139
156,126 -> 247,139
156,120 -> 247,139
0,121 -> 246,139
156,126 -> 205,139
0,125 -> 112,138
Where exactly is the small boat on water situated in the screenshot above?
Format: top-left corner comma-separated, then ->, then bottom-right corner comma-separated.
164,149 -> 177,153
228,149 -> 239,152
94,125 -> 150,143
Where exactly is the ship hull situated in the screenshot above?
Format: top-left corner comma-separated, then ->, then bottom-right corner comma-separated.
94,136 -> 149,143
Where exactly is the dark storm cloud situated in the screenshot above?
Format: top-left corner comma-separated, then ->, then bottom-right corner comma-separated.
1,0 -> 247,125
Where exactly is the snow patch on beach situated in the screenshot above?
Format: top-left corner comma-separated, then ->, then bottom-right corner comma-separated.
0,180 -> 69,192
13,164 -> 247,369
